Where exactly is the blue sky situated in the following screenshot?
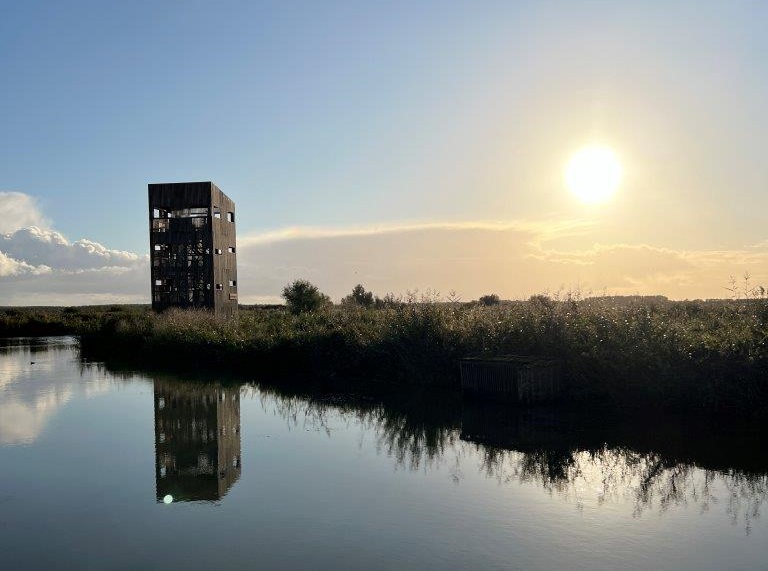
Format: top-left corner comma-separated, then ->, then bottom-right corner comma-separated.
2,1 -> 768,303
4,0 -> 528,249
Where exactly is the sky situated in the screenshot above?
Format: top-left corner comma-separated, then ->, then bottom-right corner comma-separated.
2,0 -> 768,304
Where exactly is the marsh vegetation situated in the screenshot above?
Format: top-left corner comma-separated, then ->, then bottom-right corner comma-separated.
3,282 -> 767,416
50,294 -> 766,416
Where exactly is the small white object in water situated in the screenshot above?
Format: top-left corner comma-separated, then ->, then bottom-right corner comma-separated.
163,494 -> 173,504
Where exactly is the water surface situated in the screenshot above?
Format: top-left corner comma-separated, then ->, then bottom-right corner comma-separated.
1,337 -> 766,571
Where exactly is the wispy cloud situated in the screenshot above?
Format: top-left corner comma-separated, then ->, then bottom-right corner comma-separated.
239,218 -> 596,247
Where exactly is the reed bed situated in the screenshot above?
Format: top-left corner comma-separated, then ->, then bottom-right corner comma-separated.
69,297 -> 768,415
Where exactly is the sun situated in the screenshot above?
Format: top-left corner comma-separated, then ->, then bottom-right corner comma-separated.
565,146 -> 622,204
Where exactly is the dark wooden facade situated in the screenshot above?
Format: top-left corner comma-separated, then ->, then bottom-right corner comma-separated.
460,355 -> 561,404
154,379 -> 241,502
148,182 -> 238,316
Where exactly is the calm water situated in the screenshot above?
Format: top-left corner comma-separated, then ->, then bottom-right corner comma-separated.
1,337 -> 767,571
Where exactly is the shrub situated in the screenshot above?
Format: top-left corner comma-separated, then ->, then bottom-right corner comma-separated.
282,280 -> 331,314
478,294 -> 500,306
341,284 -> 375,308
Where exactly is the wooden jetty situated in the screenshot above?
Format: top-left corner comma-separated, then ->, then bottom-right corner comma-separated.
459,355 -> 561,404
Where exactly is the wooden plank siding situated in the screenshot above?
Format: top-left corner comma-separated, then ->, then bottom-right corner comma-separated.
460,356 -> 561,404
154,379 -> 241,502
148,182 -> 238,317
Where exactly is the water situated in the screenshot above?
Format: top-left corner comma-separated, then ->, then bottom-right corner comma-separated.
1,337 -> 766,571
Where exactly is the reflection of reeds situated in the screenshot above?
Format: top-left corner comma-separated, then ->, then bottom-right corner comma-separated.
93,341 -> 768,533
371,406 -> 459,471
470,444 -> 768,533
81,337 -> 768,532
224,375 -> 768,533
257,382 -> 462,471
74,336 -> 768,531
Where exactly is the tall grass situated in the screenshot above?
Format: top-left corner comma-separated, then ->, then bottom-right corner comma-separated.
75,297 -> 768,416
0,305 -> 148,337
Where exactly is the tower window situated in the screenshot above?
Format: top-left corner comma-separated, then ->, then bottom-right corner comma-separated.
215,283 -> 223,290
214,248 -> 222,255
227,246 -> 236,253
226,212 -> 234,222
229,280 -> 237,287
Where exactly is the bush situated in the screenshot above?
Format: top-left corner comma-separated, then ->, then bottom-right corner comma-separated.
341,284 -> 375,308
478,294 -> 500,306
282,280 -> 331,314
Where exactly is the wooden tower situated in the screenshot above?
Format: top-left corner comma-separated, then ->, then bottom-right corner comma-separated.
154,379 -> 241,502
149,182 -> 238,316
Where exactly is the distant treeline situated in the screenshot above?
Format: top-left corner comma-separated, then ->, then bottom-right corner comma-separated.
3,292 -> 768,417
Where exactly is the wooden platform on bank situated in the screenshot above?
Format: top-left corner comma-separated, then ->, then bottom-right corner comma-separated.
459,355 -> 561,404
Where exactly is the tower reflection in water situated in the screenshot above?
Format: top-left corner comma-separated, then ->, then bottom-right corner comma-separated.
153,380 -> 241,503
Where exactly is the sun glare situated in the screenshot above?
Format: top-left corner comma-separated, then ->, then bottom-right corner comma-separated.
565,146 -> 622,204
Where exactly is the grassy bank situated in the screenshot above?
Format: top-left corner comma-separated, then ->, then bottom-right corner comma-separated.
0,305 -> 148,337
68,297 -> 768,416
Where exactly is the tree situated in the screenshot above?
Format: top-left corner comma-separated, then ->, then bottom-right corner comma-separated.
478,293 -> 500,306
282,279 -> 331,314
341,284 -> 375,308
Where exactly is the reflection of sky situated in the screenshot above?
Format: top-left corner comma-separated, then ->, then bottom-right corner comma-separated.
0,339 -> 111,445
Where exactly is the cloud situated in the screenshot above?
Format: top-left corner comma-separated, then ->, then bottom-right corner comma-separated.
529,243 -> 695,287
0,250 -> 50,278
0,342 -> 112,445
0,255 -> 149,305
235,223 -> 768,302
0,192 -> 50,233
239,218 -> 595,247
0,226 -> 141,270
0,193 -> 148,304
0,226 -> 142,270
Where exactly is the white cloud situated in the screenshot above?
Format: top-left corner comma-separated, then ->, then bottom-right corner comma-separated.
0,343 -> 114,445
0,250 -> 50,277
0,193 -> 148,304
0,262 -> 149,306
0,191 -> 50,233
0,227 -> 142,270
